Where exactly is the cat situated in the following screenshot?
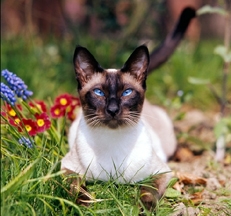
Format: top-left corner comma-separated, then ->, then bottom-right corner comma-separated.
61,7 -> 196,209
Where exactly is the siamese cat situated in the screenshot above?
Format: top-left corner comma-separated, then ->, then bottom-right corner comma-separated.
61,7 -> 196,209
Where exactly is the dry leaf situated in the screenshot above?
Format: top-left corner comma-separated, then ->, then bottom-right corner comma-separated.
189,191 -> 204,205
177,173 -> 207,186
224,154 -> 231,166
173,181 -> 184,193
174,147 -> 194,162
218,179 -> 226,187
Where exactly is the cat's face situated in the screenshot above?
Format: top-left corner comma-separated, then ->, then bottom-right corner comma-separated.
73,45 -> 149,129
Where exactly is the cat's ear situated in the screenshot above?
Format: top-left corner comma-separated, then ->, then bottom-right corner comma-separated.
73,46 -> 104,88
121,45 -> 149,82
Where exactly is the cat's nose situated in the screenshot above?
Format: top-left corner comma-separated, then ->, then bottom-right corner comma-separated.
107,99 -> 119,117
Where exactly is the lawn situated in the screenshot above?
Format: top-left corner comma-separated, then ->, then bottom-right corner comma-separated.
1,35 -> 231,215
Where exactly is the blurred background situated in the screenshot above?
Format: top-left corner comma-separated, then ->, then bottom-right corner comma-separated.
1,0 -> 230,112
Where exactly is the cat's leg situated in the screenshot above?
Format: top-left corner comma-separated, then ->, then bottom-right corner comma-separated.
140,185 -> 159,212
139,172 -> 172,211
62,168 -> 91,206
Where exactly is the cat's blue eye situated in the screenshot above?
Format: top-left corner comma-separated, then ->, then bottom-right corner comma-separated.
122,88 -> 133,96
93,88 -> 105,96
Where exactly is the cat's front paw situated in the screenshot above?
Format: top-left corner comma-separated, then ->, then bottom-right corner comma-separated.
140,185 -> 159,212
63,168 -> 92,207
139,172 -> 171,212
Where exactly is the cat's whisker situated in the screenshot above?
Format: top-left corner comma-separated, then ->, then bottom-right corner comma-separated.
128,115 -> 140,119
86,116 -> 97,122
86,116 -> 101,127
130,111 -> 164,121
87,117 -> 100,123
126,113 -> 140,121
84,113 -> 97,118
123,119 -> 133,127
128,111 -> 140,114
88,119 -> 101,128
130,111 -> 157,119
128,112 -> 140,117
129,113 -> 140,119
123,117 -> 138,127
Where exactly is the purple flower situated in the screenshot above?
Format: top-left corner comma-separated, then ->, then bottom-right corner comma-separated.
0,83 -> 17,106
18,136 -> 34,148
1,69 -> 33,100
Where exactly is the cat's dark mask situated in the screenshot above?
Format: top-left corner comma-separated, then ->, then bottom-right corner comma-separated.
73,45 -> 150,129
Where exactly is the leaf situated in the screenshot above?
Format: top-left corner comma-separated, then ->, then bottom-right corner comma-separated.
167,177 -> 178,188
173,181 -> 184,193
1,158 -> 39,197
214,117 -> 231,138
189,191 -> 204,205
224,154 -> 231,165
174,112 -> 186,121
214,121 -> 226,138
165,188 -> 181,198
197,5 -> 228,16
177,173 -> 207,186
188,76 -> 210,85
214,45 -> 231,63
174,147 -> 194,162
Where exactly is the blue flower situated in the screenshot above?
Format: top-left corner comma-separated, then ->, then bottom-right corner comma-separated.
0,83 -> 17,106
1,69 -> 33,100
18,136 -> 34,148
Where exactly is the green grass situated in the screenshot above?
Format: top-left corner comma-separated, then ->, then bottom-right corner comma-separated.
1,36 -> 230,215
1,129 -> 175,215
146,40 -> 227,110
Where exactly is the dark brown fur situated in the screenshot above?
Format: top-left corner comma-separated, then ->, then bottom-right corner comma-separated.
74,45 -> 149,129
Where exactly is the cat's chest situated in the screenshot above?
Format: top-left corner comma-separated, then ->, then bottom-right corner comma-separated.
76,119 -> 155,182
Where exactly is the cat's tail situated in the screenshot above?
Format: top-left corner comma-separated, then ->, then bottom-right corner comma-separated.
148,7 -> 196,73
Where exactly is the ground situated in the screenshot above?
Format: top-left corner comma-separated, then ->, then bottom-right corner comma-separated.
167,108 -> 231,216
169,151 -> 231,215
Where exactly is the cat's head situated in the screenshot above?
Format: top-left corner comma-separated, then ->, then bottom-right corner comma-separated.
73,45 -> 149,129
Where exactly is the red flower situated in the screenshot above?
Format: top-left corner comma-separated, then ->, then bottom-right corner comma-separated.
7,106 -> 17,117
66,105 -> 76,121
20,119 -> 37,136
29,101 -> 47,113
1,104 -> 22,127
35,113 -> 51,133
54,94 -> 72,108
1,110 -> 20,128
50,104 -> 65,118
71,96 -> 81,107
0,111 -> 7,120
50,94 -> 81,120
66,96 -> 81,121
9,116 -> 21,128
2,104 -> 22,118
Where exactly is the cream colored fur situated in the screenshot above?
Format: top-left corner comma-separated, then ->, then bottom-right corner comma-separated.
61,99 -> 176,189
